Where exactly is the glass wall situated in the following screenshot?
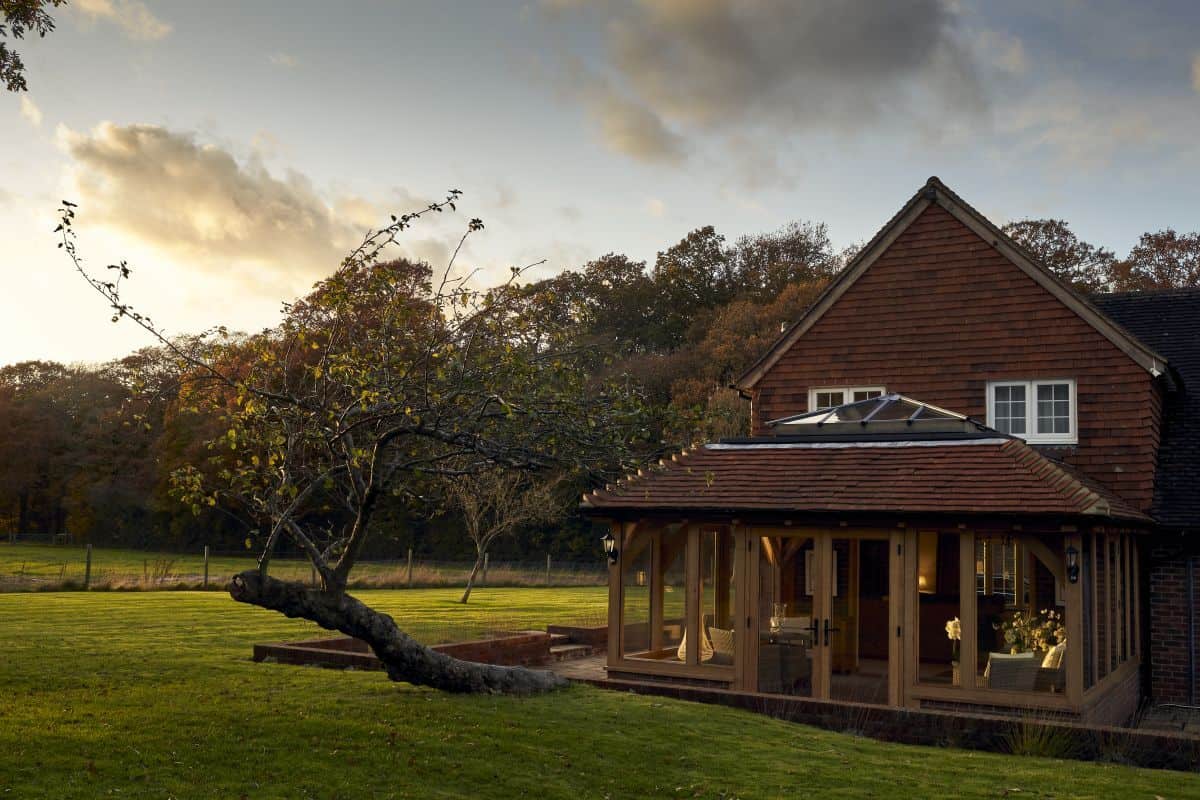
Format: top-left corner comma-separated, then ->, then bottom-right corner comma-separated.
620,531 -> 653,658
917,532 -> 961,685
658,526 -> 688,661
700,527 -> 735,665
974,534 -> 1067,693
618,524 -> 735,669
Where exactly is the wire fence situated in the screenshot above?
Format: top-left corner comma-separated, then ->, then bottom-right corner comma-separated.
0,535 -> 607,593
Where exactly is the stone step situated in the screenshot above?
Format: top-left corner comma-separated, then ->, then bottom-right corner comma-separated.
549,643 -> 593,662
514,629 -> 571,645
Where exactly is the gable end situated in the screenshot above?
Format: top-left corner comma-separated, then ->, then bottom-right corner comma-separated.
735,177 -> 1168,392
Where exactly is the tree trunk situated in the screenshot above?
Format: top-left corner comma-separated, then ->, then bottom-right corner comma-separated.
460,554 -> 484,604
229,570 -> 567,694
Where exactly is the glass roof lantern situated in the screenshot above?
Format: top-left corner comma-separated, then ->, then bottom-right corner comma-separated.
765,393 -> 987,438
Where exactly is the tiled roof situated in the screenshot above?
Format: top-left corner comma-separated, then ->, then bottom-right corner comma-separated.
1093,288 -> 1200,529
582,438 -> 1149,522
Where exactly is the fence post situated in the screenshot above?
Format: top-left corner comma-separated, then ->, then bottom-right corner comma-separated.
84,543 -> 92,590
406,548 -> 414,589
203,545 -> 210,589
546,553 -> 552,586
482,553 -> 489,586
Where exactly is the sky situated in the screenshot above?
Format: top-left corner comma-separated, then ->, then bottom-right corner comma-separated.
2,0 -> 1199,366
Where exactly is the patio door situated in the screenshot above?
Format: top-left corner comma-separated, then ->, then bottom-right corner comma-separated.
823,534 -> 898,704
747,530 -> 902,705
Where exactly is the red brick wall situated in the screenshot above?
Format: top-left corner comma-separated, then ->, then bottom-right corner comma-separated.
1148,537 -> 1200,704
751,203 -> 1160,511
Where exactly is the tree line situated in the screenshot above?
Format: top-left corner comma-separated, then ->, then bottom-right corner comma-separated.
3,213 -> 1195,561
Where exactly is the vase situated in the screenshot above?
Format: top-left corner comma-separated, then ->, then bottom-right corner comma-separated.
951,660 -> 960,686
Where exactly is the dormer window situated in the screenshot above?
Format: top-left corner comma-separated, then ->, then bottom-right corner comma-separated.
809,386 -> 885,411
987,380 -> 1076,444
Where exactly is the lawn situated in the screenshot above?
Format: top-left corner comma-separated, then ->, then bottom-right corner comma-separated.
0,589 -> 1194,799
0,542 -> 603,591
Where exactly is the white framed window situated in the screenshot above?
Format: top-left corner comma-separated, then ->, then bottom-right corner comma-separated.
987,379 -> 1076,444
808,386 -> 885,411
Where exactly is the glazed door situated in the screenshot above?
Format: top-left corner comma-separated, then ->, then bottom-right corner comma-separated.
749,530 -> 902,705
823,535 -> 896,704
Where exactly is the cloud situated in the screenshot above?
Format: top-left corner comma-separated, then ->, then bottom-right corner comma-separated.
549,0 -> 983,166
588,84 -> 687,165
1192,52 -> 1200,93
268,52 -> 299,68
74,0 -> 171,40
55,122 -> 450,295
19,95 -> 42,127
996,78 -> 1200,170
976,29 -> 1027,76
644,197 -> 665,217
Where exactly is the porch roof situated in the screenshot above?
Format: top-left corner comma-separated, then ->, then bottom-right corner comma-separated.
582,437 -> 1150,522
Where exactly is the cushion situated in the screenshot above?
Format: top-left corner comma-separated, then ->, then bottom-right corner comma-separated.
1041,642 -> 1066,670
709,626 -> 735,657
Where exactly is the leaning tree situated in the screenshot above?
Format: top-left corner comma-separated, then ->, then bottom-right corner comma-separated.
55,192 -> 649,693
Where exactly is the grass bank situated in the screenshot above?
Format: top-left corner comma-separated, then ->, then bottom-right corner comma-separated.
0,589 -> 1193,798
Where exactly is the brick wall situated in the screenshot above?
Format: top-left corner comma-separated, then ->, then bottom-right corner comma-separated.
1083,665 -> 1142,727
1149,535 -> 1200,704
750,203 -> 1161,512
589,677 -> 1200,771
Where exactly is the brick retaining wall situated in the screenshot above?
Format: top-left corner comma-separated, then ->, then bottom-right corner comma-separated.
584,676 -> 1200,771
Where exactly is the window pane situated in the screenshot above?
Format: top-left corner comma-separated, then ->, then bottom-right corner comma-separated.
852,389 -> 883,402
621,534 -> 652,658
994,385 -> 1026,435
758,535 -> 815,696
659,527 -> 688,662
700,527 -> 735,666
918,532 -> 960,685
977,533 -> 1068,694
815,391 -> 844,410
1035,383 -> 1071,435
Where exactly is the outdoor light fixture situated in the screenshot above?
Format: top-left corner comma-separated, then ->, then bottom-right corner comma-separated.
1066,544 -> 1079,584
601,531 -> 618,565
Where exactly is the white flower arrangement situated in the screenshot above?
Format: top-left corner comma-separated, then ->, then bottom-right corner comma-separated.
996,609 -> 1066,654
945,617 -> 962,641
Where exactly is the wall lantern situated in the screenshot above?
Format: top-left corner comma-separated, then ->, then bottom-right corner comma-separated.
601,531 -> 619,565
1066,544 -> 1079,584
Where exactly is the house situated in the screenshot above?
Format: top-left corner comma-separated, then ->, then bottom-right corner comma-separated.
582,177 -> 1200,725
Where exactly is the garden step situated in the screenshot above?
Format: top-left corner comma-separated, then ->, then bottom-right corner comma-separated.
549,643 -> 593,661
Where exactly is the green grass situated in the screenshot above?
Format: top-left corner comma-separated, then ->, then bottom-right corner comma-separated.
0,589 -> 1193,799
0,543 -> 603,591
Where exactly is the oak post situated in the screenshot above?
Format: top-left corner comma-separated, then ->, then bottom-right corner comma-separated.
958,531 -> 977,689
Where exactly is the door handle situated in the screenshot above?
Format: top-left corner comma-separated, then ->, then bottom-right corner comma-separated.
823,618 -> 840,647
